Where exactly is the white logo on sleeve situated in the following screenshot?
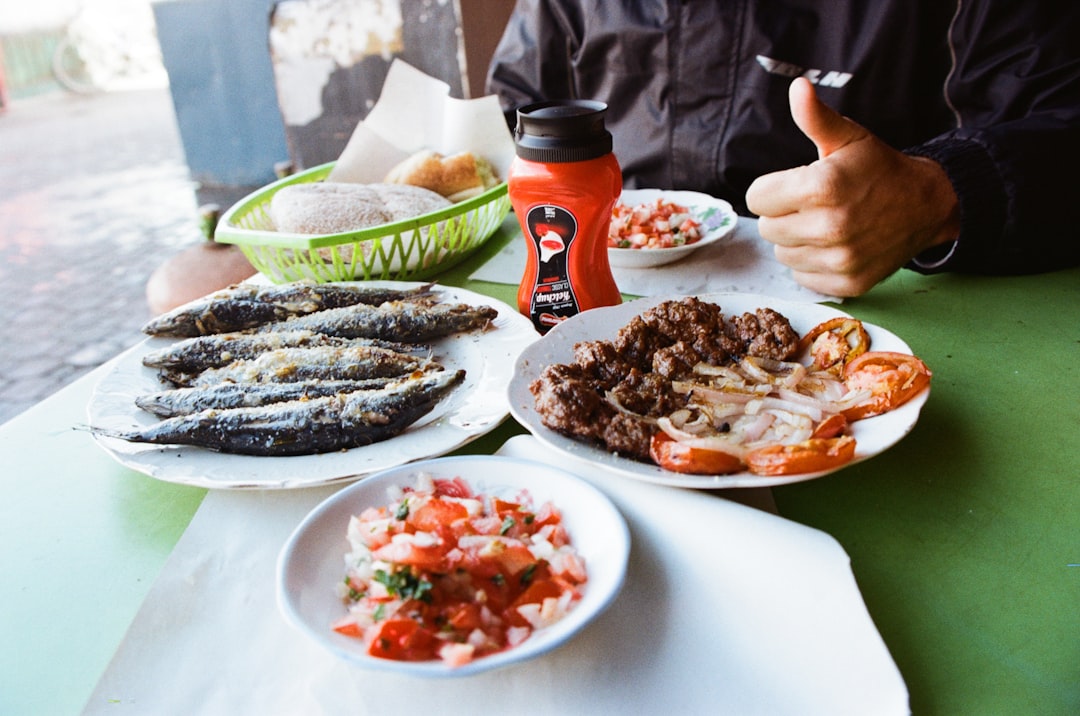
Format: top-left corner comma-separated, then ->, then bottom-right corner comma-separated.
756,55 -> 852,87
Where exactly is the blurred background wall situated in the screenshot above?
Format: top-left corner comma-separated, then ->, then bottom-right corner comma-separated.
0,0 -> 515,195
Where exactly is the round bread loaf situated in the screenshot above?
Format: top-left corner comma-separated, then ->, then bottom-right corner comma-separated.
269,182 -> 451,235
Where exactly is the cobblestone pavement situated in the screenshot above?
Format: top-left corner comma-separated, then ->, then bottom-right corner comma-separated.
0,88 -> 245,425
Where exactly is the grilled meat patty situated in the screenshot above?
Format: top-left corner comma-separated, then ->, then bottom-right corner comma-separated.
529,298 -> 799,461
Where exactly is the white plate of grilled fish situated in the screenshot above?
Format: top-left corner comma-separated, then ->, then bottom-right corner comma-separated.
86,280 -> 538,489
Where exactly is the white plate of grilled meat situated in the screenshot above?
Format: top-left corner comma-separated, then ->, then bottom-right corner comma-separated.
86,281 -> 538,489
507,293 -> 930,489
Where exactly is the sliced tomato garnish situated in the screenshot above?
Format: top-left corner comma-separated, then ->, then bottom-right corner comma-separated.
649,432 -> 744,475
745,435 -> 857,476
810,412 -> 848,439
799,317 -> 871,374
842,351 -> 931,421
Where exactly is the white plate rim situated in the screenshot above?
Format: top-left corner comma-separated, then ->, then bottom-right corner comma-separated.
507,292 -> 930,489
607,189 -> 738,268
85,282 -> 540,489
275,454 -> 630,677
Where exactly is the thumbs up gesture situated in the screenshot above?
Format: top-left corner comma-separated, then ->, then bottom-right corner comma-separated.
746,78 -> 960,297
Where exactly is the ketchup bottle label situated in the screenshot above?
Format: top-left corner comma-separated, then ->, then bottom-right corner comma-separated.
525,205 -> 580,332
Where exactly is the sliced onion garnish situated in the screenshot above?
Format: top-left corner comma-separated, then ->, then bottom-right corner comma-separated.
775,388 -> 841,416
603,390 -> 658,423
798,372 -> 849,402
737,358 -> 774,384
652,328 -> 891,463
695,402 -> 749,422
781,364 -> 807,389
679,382 -> 764,404
738,356 -> 807,385
733,411 -> 775,442
667,408 -> 694,427
755,395 -> 824,422
741,411 -> 814,447
656,416 -> 749,459
832,388 -> 874,412
692,363 -> 745,380
767,408 -> 815,431
667,408 -> 715,435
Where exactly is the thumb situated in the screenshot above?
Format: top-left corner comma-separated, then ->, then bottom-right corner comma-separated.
789,77 -> 866,159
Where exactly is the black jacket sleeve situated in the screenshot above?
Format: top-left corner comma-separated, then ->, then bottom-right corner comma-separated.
905,2 -> 1080,275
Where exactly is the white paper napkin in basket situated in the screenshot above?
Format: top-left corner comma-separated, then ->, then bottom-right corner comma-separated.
84,436 -> 906,715
327,59 -> 516,184
472,216 -> 838,303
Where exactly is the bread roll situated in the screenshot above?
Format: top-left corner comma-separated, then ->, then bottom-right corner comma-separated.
384,150 -> 499,202
269,182 -> 451,235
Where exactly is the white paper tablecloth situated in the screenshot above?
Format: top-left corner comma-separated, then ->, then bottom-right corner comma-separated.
471,217 -> 837,304
84,436 -> 907,715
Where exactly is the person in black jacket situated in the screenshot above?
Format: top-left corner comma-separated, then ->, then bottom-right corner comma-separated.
486,1 -> 1080,296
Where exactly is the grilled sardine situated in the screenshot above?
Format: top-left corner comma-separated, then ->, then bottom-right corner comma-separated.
92,370 -> 466,456
260,299 -> 499,342
183,344 -> 430,388
141,330 -> 423,375
134,378 -> 397,418
142,280 -> 435,337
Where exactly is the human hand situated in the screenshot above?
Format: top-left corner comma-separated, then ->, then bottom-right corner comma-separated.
746,78 -> 960,296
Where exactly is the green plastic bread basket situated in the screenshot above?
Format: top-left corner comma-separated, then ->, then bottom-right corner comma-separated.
214,162 -> 511,283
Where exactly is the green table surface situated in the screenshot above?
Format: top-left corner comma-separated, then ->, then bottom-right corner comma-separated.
2,223 -> 1077,715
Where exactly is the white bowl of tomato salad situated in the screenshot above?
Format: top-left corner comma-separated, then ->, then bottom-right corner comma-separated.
277,455 -> 629,676
607,189 -> 738,269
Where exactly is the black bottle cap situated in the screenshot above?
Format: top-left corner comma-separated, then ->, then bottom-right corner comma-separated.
513,100 -> 613,163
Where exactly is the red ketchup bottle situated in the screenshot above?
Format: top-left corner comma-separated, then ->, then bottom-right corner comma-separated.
508,100 -> 623,333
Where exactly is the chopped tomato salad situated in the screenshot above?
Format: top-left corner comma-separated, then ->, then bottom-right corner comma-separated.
333,473 -> 587,666
608,198 -> 703,249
